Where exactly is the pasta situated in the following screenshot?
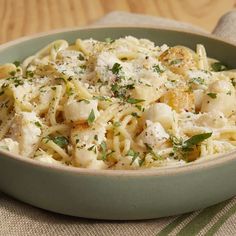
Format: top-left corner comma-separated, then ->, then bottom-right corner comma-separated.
0,36 -> 236,170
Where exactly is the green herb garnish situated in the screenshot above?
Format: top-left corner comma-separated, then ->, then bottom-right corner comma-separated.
100,141 -> 107,161
52,136 -> 69,148
113,121 -> 121,127
26,70 -> 34,78
153,64 -> 164,73
211,62 -> 228,72
207,93 -> 217,99
87,109 -> 95,125
170,133 -> 212,160
231,78 -> 236,87
13,61 -> 20,67
105,38 -> 115,43
78,54 -> 85,60
183,133 -> 212,149
111,63 -> 122,75
79,99 -> 90,104
87,145 -> 96,151
93,95 -> 111,102
125,84 -> 135,90
127,149 -> 139,165
126,98 -> 145,104
170,59 -> 182,65
190,77 -> 205,85
131,112 -> 140,118
144,143 -> 162,160
34,121 -> 42,128
9,71 -> 16,76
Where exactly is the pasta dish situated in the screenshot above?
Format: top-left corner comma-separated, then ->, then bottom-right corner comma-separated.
0,36 -> 236,170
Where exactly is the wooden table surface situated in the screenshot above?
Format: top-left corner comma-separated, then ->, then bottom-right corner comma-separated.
0,0 -> 235,44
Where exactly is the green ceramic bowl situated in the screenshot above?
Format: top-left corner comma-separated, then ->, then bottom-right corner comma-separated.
1,26 -> 236,220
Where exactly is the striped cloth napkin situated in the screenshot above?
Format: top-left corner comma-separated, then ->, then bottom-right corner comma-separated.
1,11 -> 236,236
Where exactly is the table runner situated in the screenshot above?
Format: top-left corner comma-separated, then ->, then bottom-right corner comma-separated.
1,10 -> 236,236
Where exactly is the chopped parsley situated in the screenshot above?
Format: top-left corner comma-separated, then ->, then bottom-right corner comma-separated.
207,93 -> 217,99
100,141 -> 107,161
126,149 -> 139,165
131,112 -> 140,118
231,78 -> 236,87
190,77 -> 205,85
55,77 -> 66,83
52,136 -> 69,148
170,133 -> 212,160
79,99 -> 90,104
7,77 -> 24,87
0,91 -> 4,96
139,158 -> 145,166
105,37 -> 115,43
78,54 -> 85,61
34,121 -> 42,128
113,121 -> 121,127
26,70 -> 34,78
153,64 -> 164,73
170,59 -> 182,65
184,133 -> 212,148
211,62 -> 228,72
111,83 -> 126,99
135,104 -> 144,111
93,95 -> 111,102
126,98 -> 145,104
111,63 -> 122,75
9,71 -> 16,76
125,83 -> 135,90
13,61 -> 20,67
144,143 -> 162,160
80,65 -> 87,70
87,145 -> 96,151
87,109 -> 95,125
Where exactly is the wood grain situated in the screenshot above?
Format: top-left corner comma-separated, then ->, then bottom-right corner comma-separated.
0,0 -> 235,44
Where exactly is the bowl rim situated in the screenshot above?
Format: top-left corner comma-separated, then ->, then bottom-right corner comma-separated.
0,25 -> 236,177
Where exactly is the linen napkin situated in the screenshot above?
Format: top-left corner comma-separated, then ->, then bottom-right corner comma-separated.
1,10 -> 236,236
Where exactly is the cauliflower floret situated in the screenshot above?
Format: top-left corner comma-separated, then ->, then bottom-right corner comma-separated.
73,148 -> 107,169
70,125 -> 106,146
9,112 -> 41,157
71,125 -> 107,169
137,120 -> 169,150
64,99 -> 99,123
143,103 -> 173,129
131,84 -> 163,105
195,111 -> 227,129
0,138 -> 19,154
201,80 -> 236,117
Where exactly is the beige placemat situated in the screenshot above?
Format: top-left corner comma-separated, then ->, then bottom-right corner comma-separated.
1,10 -> 236,236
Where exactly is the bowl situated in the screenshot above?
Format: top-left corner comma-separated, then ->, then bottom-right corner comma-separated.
1,26 -> 236,220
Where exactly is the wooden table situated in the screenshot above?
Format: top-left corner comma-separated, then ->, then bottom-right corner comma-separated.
0,0 -> 235,44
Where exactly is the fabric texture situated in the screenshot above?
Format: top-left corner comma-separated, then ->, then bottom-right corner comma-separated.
1,10 -> 236,236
